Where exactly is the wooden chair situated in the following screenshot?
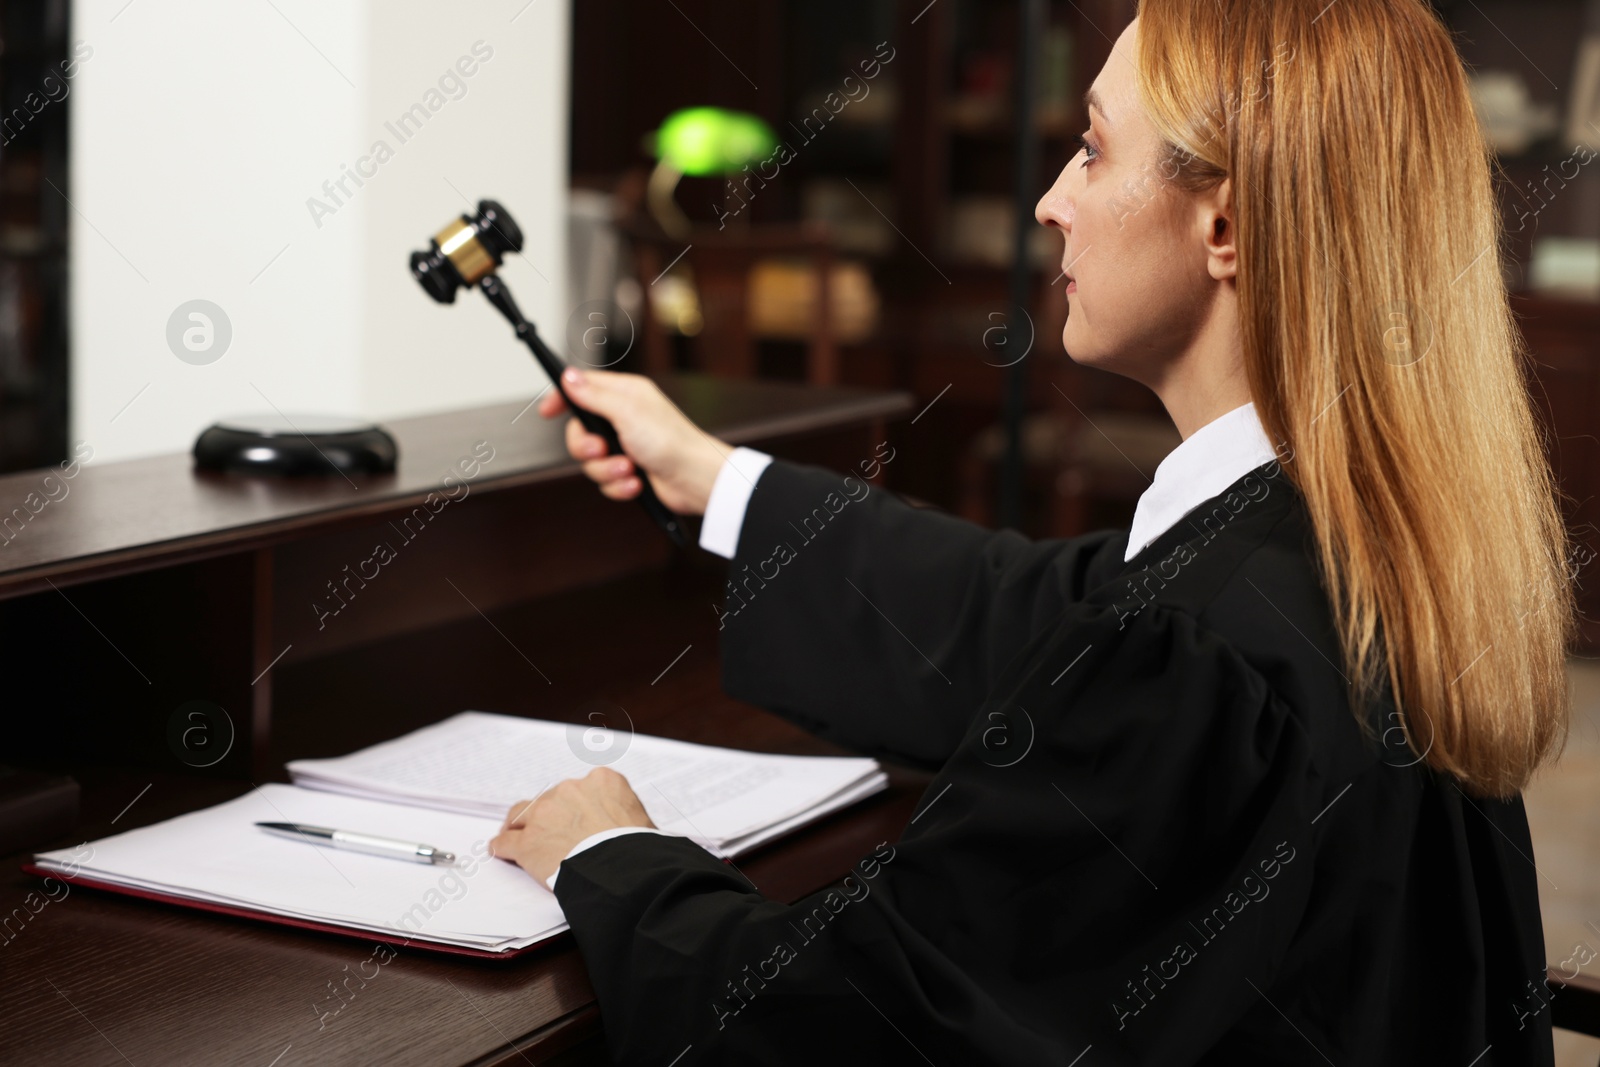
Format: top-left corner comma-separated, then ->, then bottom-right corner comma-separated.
1550,967 -> 1600,1062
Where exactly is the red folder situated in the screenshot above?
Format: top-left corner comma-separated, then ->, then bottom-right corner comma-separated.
19,860 -> 561,961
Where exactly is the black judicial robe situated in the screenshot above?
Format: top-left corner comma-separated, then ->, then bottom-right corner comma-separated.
553,457 -> 1553,1065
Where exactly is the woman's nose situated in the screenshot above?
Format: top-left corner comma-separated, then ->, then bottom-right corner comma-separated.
1036,181 -> 1075,231
1035,167 -> 1076,230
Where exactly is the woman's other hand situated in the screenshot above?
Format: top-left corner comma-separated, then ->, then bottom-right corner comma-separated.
490,767 -> 656,888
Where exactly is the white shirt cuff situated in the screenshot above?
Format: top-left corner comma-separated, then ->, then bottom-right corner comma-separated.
698,447 -> 773,559
547,826 -> 668,891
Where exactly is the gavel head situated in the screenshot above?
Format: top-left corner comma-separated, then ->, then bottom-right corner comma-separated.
409,199 -> 524,303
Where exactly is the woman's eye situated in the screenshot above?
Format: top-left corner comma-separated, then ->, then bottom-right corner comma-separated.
1072,133 -> 1099,166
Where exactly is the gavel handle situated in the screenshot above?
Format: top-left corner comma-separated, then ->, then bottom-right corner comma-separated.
520,325 -> 688,547
473,287 -> 683,549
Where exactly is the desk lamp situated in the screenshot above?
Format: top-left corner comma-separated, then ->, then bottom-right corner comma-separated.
646,106 -> 778,237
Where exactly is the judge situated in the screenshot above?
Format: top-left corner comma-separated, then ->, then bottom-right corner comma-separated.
490,1 -> 1574,1063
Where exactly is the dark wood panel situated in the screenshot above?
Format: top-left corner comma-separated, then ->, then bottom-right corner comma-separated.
269,421 -> 896,668
270,478 -> 672,666
0,552 -> 267,778
0,381 -> 917,1063
0,381 -> 908,778
0,564 -> 930,1066
0,375 -> 911,600
1512,295 -> 1600,651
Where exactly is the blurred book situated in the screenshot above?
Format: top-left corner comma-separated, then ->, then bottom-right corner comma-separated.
803,179 -> 896,256
748,258 -> 879,343
1470,70 -> 1559,155
1529,236 -> 1600,298
1567,35 -> 1600,148
944,196 -> 1058,268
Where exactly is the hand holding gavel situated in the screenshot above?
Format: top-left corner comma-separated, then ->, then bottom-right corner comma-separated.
410,199 -> 723,542
535,365 -> 731,517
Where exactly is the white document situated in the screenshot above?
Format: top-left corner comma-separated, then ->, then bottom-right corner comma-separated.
287,711 -> 888,858
33,714 -> 888,953
33,784 -> 572,952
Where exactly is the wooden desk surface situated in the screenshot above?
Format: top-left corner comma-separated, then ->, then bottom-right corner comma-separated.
0,373 -> 908,599
0,566 -> 930,1066
0,378 -> 924,1065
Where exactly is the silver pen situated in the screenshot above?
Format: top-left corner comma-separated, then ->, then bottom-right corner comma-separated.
255,821 -> 456,865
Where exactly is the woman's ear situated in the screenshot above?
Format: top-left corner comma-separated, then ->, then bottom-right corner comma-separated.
1203,177 -> 1237,281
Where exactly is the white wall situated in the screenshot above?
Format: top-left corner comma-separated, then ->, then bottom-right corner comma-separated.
70,0 -> 570,462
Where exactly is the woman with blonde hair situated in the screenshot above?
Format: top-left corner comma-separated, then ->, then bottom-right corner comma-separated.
491,1 -> 1574,1061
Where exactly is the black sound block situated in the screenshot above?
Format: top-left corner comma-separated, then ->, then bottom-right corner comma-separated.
193,414 -> 398,476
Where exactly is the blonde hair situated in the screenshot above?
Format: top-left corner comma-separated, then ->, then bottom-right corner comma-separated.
1134,0 -> 1574,796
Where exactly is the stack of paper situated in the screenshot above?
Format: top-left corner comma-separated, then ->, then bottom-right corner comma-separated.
287,711 -> 888,858
32,784 -> 564,953
30,712 -> 887,954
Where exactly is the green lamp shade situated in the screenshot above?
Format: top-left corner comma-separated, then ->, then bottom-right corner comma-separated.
653,107 -> 778,177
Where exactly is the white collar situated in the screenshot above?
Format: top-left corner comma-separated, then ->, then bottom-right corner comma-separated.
1124,401 -> 1280,562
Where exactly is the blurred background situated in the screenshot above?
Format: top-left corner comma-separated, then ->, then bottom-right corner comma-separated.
9,0 -> 1600,621
3,0 -> 1600,1056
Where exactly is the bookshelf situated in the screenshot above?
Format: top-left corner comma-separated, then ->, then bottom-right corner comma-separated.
569,1 -> 1600,631
0,0 -> 72,474
1433,0 -> 1600,646
568,0 -> 1139,526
